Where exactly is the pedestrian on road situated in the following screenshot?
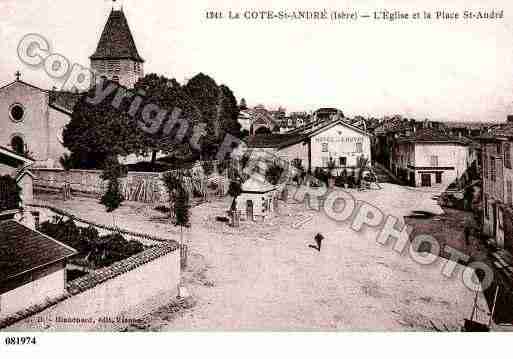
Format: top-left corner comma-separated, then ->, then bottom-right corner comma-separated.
314,233 -> 324,252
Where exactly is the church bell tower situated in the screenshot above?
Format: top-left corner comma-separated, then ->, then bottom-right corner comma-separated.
90,3 -> 144,88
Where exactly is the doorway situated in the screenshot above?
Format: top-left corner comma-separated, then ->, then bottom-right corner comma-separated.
246,200 -> 254,220
421,173 -> 431,187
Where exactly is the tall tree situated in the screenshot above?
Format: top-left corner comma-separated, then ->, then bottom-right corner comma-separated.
184,73 -> 220,138
62,81 -> 141,168
133,74 -> 202,168
175,187 -> 190,245
100,156 -> 125,227
218,84 -> 241,138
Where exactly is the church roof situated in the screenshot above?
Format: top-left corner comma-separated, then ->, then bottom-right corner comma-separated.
90,9 -> 144,62
49,91 -> 82,114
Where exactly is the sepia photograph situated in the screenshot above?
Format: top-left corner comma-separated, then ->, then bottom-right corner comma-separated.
1,0 -> 512,354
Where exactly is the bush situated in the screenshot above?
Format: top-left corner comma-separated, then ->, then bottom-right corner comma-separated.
0,175 -> 21,212
265,163 -> 285,185
313,167 -> 329,185
201,161 -> 214,177
347,173 -> 356,188
334,173 -> 346,187
154,205 -> 170,214
39,219 -> 146,268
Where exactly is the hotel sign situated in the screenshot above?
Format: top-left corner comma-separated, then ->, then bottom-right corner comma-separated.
315,136 -> 363,143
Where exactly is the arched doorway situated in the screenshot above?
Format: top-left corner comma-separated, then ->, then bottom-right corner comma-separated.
11,135 -> 25,155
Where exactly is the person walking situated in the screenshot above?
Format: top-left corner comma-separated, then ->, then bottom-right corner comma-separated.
313,233 -> 324,252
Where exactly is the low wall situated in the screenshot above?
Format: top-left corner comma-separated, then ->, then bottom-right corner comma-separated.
32,169 -> 167,203
5,243 -> 180,331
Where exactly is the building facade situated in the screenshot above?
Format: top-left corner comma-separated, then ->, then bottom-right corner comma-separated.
248,118 -> 372,174
391,128 -> 472,187
479,124 -> 513,251
0,6 -> 144,168
0,80 -> 77,168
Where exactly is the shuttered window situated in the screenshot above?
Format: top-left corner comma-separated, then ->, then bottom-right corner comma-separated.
507,180 -> 512,205
505,142 -> 511,169
491,157 -> 496,182
483,155 -> 488,179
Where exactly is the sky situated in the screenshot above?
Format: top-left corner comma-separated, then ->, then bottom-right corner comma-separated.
1,0 -> 513,122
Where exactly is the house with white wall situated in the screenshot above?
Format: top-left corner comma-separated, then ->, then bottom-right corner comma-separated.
0,146 -> 35,207
391,128 -> 472,187
0,220 -> 76,319
247,117 -> 372,174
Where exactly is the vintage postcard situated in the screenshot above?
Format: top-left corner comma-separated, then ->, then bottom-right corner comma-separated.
0,0 -> 512,343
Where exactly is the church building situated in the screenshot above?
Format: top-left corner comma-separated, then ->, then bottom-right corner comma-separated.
90,7 -> 145,88
0,5 -> 144,168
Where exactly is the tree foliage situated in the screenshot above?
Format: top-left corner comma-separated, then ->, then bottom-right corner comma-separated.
184,73 -> 220,138
62,76 -> 202,169
174,187 -> 190,228
0,175 -> 21,212
218,84 -> 241,137
265,163 -> 285,185
100,157 -> 125,213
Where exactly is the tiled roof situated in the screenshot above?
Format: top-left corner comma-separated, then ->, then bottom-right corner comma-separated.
479,123 -> 513,141
0,221 -> 76,281
247,133 -> 307,148
90,9 -> 144,62
241,177 -> 276,193
49,91 -> 82,113
0,146 -> 35,163
67,243 -> 178,295
396,128 -> 472,145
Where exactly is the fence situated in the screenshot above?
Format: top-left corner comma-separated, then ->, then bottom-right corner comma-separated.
32,169 -> 167,203
32,163 -> 236,204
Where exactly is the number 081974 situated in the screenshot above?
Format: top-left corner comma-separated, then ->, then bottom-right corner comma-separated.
4,336 -> 37,345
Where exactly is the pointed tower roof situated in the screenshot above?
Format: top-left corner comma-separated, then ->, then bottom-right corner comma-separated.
90,9 -> 144,62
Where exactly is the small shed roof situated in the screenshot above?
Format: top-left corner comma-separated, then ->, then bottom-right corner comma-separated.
0,220 -> 77,281
241,176 -> 276,193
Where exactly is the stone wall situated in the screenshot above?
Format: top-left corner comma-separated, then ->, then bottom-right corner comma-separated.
5,243 -> 180,331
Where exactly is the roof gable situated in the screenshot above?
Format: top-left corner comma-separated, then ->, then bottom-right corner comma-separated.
0,221 -> 76,281
308,119 -> 371,139
90,9 -> 144,62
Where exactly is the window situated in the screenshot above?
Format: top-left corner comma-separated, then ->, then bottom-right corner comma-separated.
321,143 -> 328,152
355,142 -> 363,153
491,157 -> 496,182
10,135 -> 25,155
435,172 -> 442,184
322,157 -> 329,167
9,103 -> 25,123
505,143 -> 511,169
430,156 -> 439,167
112,75 -> 120,83
339,157 -> 347,167
484,195 -> 489,218
497,143 -> 502,155
483,155 -> 488,179
507,180 -> 512,206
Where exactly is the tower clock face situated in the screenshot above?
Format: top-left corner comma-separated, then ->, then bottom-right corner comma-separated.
9,103 -> 25,123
